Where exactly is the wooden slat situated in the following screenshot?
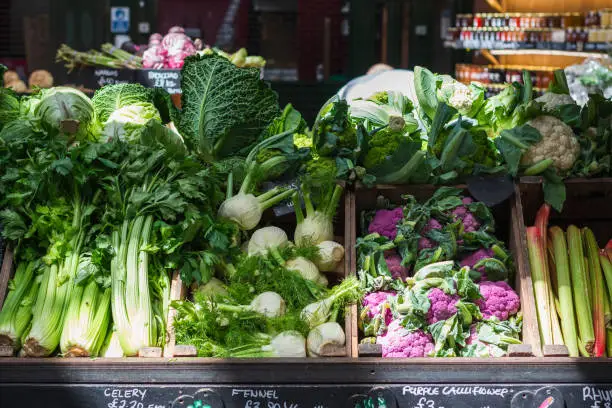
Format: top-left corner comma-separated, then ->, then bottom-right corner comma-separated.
511,184 -> 541,356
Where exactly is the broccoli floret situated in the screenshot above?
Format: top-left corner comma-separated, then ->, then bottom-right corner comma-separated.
305,156 -> 337,182
368,91 -> 389,105
363,128 -> 403,169
293,132 -> 312,149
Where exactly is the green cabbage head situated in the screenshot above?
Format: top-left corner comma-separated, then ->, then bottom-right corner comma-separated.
102,102 -> 161,142
33,87 -> 97,140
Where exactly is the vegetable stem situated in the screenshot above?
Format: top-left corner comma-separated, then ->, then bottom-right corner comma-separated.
583,228 -> 606,357
524,159 -> 554,176
526,226 -> 554,346
325,184 -> 344,219
292,192 -> 304,224
259,188 -> 294,210
226,172 -> 234,200
239,162 -> 258,195
567,225 -> 594,355
549,227 -> 579,356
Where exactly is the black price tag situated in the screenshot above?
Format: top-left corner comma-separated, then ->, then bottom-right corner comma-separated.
467,174 -> 515,207
137,69 -> 182,94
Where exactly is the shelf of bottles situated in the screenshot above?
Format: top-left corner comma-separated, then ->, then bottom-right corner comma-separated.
455,63 -> 557,96
447,10 -> 612,52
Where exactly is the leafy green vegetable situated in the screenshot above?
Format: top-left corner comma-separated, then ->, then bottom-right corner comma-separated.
101,102 -> 161,142
414,66 -> 438,121
177,54 -> 280,162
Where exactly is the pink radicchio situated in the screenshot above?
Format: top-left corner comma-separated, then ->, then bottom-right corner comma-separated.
368,207 -> 403,240
426,288 -> 460,324
161,31 -> 195,58
377,320 -> 434,358
149,33 -> 163,43
477,281 -> 520,321
418,218 -> 442,250
142,45 -> 165,69
362,291 -> 395,326
384,251 -> 409,280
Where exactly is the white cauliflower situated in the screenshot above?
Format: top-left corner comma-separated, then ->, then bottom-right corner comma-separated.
437,75 -> 476,113
521,115 -> 580,172
535,92 -> 576,112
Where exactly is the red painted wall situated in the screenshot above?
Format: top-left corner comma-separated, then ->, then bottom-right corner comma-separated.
157,0 -> 250,49
297,0 -> 344,81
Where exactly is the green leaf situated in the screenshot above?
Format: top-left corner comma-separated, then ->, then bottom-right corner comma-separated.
414,66 -> 439,121
139,119 -> 187,159
542,169 -> 566,212
177,54 -> 280,161
494,124 -> 542,176
51,158 -> 73,176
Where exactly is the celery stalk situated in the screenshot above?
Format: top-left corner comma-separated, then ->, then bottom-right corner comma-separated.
0,262 -> 39,351
567,226 -> 595,356
549,227 -> 579,357
526,226 -> 554,346
584,228 -> 606,357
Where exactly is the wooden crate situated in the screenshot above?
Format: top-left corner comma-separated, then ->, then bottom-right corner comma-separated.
517,177 -> 612,357
349,184 -> 539,358
172,185 -> 354,358
0,246 -> 182,358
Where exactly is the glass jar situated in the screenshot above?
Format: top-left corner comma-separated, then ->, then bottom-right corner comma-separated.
474,13 -> 484,28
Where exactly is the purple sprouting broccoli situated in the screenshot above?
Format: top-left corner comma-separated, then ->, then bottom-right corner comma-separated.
368,207 -> 404,240
418,218 -> 442,250
384,250 -> 409,280
377,320 -> 434,358
426,288 -> 460,324
476,281 -> 520,321
451,198 -> 480,232
362,291 -> 395,321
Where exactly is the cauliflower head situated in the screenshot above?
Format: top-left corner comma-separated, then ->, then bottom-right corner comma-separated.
450,198 -> 481,232
476,281 -> 520,321
535,92 -> 576,112
362,291 -> 395,320
363,127 -> 403,169
384,251 -> 409,280
521,115 -> 580,172
368,207 -> 404,240
377,320 -> 434,358
426,288 -> 460,324
418,218 -> 442,251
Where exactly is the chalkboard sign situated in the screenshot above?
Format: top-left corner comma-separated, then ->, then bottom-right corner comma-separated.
2,384 -> 612,408
67,68 -> 135,90
137,69 -> 182,94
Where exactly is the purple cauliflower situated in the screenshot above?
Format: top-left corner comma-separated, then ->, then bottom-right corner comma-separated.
377,320 -> 434,358
418,218 -> 442,250
368,207 -> 404,240
426,288 -> 460,324
460,248 -> 494,269
451,198 -> 480,232
476,281 -> 520,321
362,291 -> 395,324
384,250 -> 409,280
460,248 -> 495,281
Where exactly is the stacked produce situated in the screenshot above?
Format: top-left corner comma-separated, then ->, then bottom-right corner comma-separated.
357,187 -> 521,357
314,67 -> 612,212
57,43 -> 144,71
526,203 -> 612,357
3,68 -> 54,93
57,27 -> 265,73
0,53 -> 356,358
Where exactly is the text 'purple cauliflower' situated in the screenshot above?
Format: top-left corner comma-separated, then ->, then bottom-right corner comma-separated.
377,320 -> 434,358
384,251 -> 409,280
369,207 -> 404,240
451,197 -> 480,232
426,288 -> 460,324
477,281 -> 520,321
418,218 -> 442,250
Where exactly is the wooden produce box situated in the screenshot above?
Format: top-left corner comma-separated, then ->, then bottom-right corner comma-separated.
172,184 -> 353,358
349,184 -> 539,358
0,186 -> 353,359
516,177 -> 612,358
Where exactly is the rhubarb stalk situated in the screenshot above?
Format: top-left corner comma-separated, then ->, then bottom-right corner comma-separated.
567,225 -> 595,356
600,249 -> 612,303
549,227 -> 579,357
526,226 -> 554,346
583,228 -> 605,357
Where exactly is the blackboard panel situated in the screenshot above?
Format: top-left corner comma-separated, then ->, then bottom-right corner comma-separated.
136,69 -> 182,94
2,384 -> 611,408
